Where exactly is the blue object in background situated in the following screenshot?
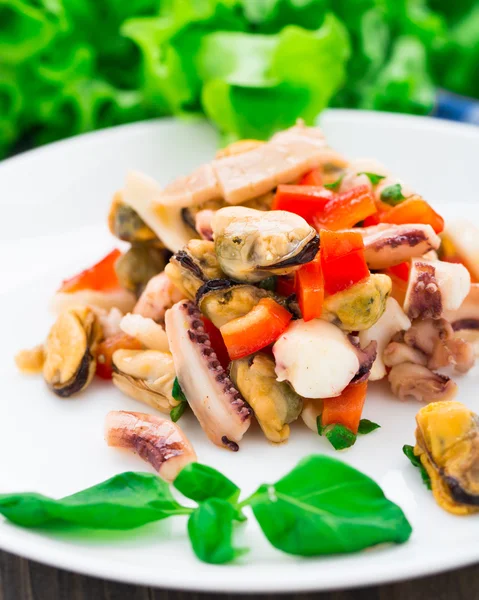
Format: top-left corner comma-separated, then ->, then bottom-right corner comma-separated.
435,90 -> 479,126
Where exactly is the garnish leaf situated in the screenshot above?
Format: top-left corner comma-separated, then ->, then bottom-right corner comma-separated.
324,174 -> 344,191
325,424 -> 357,450
188,498 -> 247,565
380,183 -> 405,206
403,445 -> 432,490
171,377 -> 188,422
358,172 -> 386,185
0,473 -> 189,529
358,419 -> 381,435
248,455 -> 412,555
174,463 -> 241,504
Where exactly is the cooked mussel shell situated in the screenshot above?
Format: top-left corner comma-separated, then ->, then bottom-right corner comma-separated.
108,192 -> 161,246
112,349 -> 179,413
321,274 -> 391,331
213,207 -> 319,283
196,279 -> 271,328
164,240 -> 224,300
230,353 -> 303,443
43,307 -> 102,397
115,245 -> 171,296
414,401 -> 479,515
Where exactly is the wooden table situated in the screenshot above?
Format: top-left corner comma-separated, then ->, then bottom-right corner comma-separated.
1,551 -> 477,600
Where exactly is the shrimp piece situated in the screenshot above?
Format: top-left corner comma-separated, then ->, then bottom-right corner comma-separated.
133,273 -> 184,322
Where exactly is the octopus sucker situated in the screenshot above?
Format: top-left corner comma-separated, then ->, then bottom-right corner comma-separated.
165,300 -> 252,449
105,410 -> 196,482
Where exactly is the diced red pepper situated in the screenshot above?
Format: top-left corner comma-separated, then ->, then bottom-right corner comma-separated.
388,261 -> 410,282
300,168 -> 323,187
320,230 -> 370,295
202,317 -> 230,370
380,197 -> 444,234
220,298 -> 292,360
272,185 -> 333,224
314,185 -> 377,231
95,333 -> 142,380
295,251 -> 324,321
276,274 -> 297,298
322,382 -> 368,434
60,249 -> 122,293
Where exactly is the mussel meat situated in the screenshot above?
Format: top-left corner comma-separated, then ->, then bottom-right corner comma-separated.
115,245 -> 170,296
43,307 -> 102,397
414,401 -> 479,515
165,240 -> 224,299
112,349 -> 178,413
212,207 -> 319,283
108,192 -> 161,245
230,353 -> 303,443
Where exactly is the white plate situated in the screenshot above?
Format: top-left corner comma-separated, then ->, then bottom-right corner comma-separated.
0,110 -> 478,593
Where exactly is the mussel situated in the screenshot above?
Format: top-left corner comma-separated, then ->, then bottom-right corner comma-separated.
212,207 -> 319,283
413,401 -> 479,515
164,240 -> 224,299
115,245 -> 170,296
112,349 -> 179,413
321,274 -> 391,331
43,307 -> 102,397
230,353 -> 303,443
108,192 -> 161,245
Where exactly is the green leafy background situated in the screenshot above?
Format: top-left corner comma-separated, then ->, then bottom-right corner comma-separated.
1,0 -> 477,157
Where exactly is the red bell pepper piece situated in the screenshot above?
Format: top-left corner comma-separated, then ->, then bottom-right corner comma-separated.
202,317 -> 230,370
314,185 -> 377,231
220,298 -> 292,360
276,274 -> 297,298
320,230 -> 370,295
96,333 -> 142,380
300,168 -> 323,187
295,252 -> 324,321
272,185 -> 333,224
380,197 -> 444,234
388,261 -> 410,282
60,249 -> 122,293
322,382 -> 368,434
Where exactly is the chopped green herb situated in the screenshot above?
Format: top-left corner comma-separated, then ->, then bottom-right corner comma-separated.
380,184 -> 406,206
358,172 -> 386,185
170,402 -> 186,423
172,377 -> 187,404
325,424 -> 357,450
358,419 -> 381,435
403,445 -> 432,490
324,174 -> 345,191
171,377 -> 188,421
258,276 -> 277,292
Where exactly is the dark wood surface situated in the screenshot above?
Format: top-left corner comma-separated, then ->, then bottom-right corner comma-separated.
0,551 -> 477,600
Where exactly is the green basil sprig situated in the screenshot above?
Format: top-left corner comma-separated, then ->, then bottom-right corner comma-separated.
403,445 -> 432,489
324,174 -> 345,191
358,172 -> 386,185
317,417 -> 381,450
0,455 -> 411,565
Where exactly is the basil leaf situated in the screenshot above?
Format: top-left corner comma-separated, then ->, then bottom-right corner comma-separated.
258,276 -> 277,292
316,415 -> 325,436
188,498 -> 247,565
248,455 -> 412,556
0,473 -> 190,529
358,172 -> 385,185
403,445 -> 432,490
172,377 -> 187,403
380,183 -> 405,206
325,424 -> 357,450
358,419 -> 381,435
174,463 -> 241,504
170,402 -> 186,423
324,174 -> 344,191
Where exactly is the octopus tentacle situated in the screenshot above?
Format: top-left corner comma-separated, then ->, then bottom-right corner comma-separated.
165,300 -> 251,450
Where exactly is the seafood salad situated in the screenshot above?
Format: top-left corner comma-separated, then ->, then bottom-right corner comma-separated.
16,122 -> 479,510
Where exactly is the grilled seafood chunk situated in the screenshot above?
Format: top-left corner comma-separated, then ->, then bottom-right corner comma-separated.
413,401 -> 479,515
212,207 -> 319,283
105,411 -> 196,482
